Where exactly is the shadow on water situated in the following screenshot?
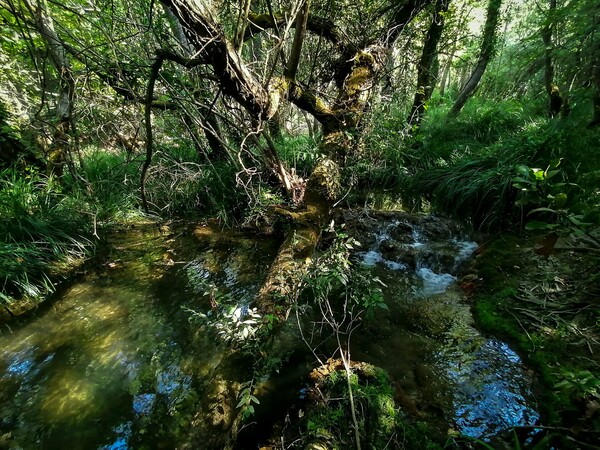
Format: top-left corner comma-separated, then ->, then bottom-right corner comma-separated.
0,223 -> 280,449
0,217 -> 540,449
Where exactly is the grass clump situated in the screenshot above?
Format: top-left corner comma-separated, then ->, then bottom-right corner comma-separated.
401,99 -> 600,229
277,134 -> 320,178
0,169 -> 94,310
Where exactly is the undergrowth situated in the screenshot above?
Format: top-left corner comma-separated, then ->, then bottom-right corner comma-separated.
0,169 -> 94,308
472,234 -> 600,447
351,96 -> 600,229
305,364 -> 441,449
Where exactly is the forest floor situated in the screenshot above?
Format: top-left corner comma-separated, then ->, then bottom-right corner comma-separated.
468,230 -> 600,447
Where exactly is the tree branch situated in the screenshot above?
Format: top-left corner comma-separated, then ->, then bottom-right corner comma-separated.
384,0 -> 435,44
140,55 -> 165,213
160,0 -> 272,118
244,11 -> 347,52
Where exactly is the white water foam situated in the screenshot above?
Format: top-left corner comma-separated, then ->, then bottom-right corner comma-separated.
454,240 -> 479,266
416,267 -> 457,295
359,250 -> 406,271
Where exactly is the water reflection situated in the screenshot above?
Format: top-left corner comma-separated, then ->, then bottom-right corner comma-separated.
0,224 -> 278,449
351,216 -> 539,440
447,339 -> 540,439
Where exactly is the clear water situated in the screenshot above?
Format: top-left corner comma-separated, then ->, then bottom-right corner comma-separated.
351,217 -> 539,440
0,224 -> 279,449
0,217 -> 539,447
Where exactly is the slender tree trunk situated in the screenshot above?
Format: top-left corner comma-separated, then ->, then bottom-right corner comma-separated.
590,55 -> 600,128
541,0 -> 563,117
407,0 -> 450,127
590,10 -> 600,128
439,40 -> 456,97
448,0 -> 502,118
25,0 -> 75,176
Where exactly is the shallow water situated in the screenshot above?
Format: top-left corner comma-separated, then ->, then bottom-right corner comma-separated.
351,216 -> 539,440
0,224 -> 279,449
0,217 -> 539,448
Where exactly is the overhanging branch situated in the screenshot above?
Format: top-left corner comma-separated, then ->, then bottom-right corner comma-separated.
244,11 -> 348,53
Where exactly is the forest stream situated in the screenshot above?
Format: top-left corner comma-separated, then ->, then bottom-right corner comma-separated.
0,215 -> 540,449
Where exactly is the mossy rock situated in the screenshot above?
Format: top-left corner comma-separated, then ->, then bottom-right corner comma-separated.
300,359 -> 442,450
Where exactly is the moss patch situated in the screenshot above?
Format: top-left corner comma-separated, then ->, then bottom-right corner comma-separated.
298,360 -> 442,449
470,232 -> 600,443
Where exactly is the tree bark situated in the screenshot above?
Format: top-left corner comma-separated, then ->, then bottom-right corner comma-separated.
285,0 -> 311,80
589,10 -> 600,128
448,0 -> 502,118
153,2 -> 425,447
24,0 -> 75,176
590,57 -> 600,128
541,0 -> 563,118
407,0 -> 450,127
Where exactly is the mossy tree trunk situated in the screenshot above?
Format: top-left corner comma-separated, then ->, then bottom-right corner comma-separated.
407,0 -> 450,128
155,1 -> 431,447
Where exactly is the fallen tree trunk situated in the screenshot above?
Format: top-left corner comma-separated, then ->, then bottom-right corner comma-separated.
181,157 -> 340,449
150,3 -> 430,446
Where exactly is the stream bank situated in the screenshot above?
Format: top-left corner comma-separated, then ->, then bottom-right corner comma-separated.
468,232 -> 600,448
239,210 -> 540,449
0,212 -> 560,449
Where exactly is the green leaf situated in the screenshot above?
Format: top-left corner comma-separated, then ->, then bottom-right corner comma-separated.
528,207 -> 556,215
554,380 -> 571,390
554,193 -> 568,208
526,221 -> 559,230
516,164 -> 530,177
549,158 -> 563,169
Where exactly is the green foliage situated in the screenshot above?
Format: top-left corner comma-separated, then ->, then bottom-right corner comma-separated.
70,149 -> 141,223
410,157 -> 515,228
0,169 -> 94,306
0,101 -> 20,143
511,160 -> 586,231
395,98 -> 600,229
73,144 -> 250,224
184,277 -> 263,349
554,370 -> 600,400
305,365 -> 441,449
304,231 -> 387,316
237,381 -> 261,420
241,187 -> 285,229
276,134 -> 320,178
513,160 -> 568,210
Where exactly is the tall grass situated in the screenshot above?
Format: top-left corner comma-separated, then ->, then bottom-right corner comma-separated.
350,96 -> 599,229
0,169 -> 94,307
276,134 -> 320,178
406,107 -> 600,228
